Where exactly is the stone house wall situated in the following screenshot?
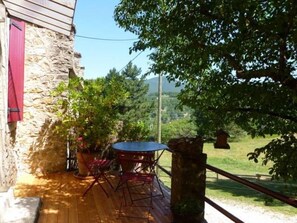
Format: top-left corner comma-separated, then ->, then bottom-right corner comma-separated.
10,23 -> 83,175
0,3 -> 15,190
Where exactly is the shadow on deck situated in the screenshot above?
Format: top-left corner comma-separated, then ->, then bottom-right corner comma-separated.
13,171 -> 173,223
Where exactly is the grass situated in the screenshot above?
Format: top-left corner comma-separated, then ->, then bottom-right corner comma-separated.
157,135 -> 297,216
204,136 -> 273,175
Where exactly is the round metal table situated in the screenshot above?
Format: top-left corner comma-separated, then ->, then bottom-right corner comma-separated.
112,141 -> 168,152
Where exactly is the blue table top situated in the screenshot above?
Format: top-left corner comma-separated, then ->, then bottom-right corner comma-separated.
112,141 -> 168,152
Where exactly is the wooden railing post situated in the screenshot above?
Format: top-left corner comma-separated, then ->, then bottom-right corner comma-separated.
168,137 -> 206,223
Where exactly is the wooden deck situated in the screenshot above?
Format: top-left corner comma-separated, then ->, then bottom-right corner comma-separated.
13,171 -> 173,223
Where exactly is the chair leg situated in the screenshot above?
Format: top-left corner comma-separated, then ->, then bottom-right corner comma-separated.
83,174 -> 110,198
102,172 -> 114,189
118,186 -> 128,219
82,178 -> 97,197
155,176 -> 165,198
126,181 -> 133,205
96,177 -> 110,197
117,183 -> 152,222
115,177 -> 126,192
150,182 -> 153,208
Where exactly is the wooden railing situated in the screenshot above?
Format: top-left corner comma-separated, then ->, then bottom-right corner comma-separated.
156,148 -> 297,223
206,164 -> 297,208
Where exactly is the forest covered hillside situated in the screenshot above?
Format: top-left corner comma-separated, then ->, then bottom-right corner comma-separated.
145,76 -> 184,94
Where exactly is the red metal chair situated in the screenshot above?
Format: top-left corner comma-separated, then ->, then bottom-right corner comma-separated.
115,150 -> 164,206
82,155 -> 114,198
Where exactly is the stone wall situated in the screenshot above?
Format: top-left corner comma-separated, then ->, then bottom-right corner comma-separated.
10,23 -> 83,175
0,3 -> 16,190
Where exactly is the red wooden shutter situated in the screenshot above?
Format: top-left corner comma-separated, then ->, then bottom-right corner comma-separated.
8,18 -> 25,122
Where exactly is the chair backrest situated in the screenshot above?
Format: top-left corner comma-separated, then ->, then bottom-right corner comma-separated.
78,150 -> 113,176
116,151 -> 155,173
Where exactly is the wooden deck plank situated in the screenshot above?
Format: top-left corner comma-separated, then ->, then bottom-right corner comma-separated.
68,194 -> 79,223
92,187 -> 117,222
57,173 -> 71,223
13,171 -> 172,223
43,173 -> 60,223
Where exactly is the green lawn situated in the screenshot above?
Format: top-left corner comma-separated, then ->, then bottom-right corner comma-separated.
157,136 -> 297,216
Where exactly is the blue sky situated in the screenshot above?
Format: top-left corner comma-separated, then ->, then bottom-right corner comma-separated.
73,0 -> 152,79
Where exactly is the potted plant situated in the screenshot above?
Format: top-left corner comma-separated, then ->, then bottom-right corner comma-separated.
171,198 -> 204,223
52,77 -> 128,176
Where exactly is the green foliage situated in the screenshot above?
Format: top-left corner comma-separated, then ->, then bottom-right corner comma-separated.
161,118 -> 197,144
114,0 -> 297,181
106,62 -> 152,141
52,77 -> 127,152
147,92 -> 195,141
226,122 -> 248,142
171,198 -> 203,216
248,134 -> 297,181
182,76 -> 297,138
51,62 -> 156,158
161,94 -> 190,123
147,92 -> 193,124
117,121 -> 150,141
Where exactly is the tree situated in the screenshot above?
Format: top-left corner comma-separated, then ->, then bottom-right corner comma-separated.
114,1 -> 297,180
106,63 -> 153,141
52,77 -> 128,152
161,118 -> 197,144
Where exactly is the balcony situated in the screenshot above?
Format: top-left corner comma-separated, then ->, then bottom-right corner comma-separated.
13,171 -> 173,223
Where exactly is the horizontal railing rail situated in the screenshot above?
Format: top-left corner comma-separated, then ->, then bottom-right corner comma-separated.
156,159 -> 245,222
203,196 -> 244,223
206,164 -> 297,208
157,164 -> 171,177
156,148 -> 297,223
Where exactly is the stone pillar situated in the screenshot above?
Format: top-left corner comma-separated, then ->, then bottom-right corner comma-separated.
169,137 -> 206,223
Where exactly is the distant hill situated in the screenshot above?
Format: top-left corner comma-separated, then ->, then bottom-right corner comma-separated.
145,76 -> 184,94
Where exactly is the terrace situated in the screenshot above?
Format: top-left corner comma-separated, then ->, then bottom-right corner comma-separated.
13,171 -> 173,223
11,139 -> 297,223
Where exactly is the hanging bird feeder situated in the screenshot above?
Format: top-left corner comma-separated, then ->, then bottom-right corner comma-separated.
214,129 -> 230,149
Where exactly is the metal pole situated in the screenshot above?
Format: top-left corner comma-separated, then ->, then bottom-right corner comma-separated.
157,73 -> 162,143
156,73 -> 162,177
